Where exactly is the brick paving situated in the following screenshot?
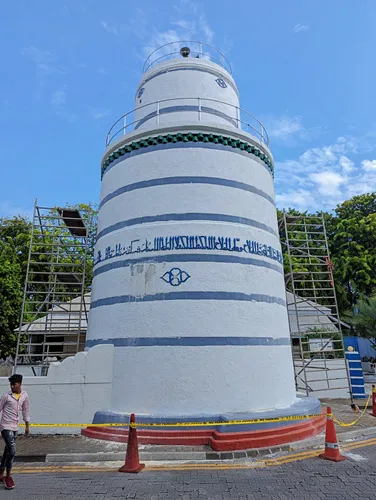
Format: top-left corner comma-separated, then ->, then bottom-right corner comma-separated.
15,435 -> 126,457
1,444 -> 375,500
14,435 -> 210,458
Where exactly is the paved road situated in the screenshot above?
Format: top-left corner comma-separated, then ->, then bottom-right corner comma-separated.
0,444 -> 375,499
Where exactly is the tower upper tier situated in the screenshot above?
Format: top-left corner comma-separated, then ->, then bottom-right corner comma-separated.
105,42 -> 268,148
142,41 -> 233,74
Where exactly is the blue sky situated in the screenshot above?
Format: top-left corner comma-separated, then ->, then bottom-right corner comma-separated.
1,0 -> 376,218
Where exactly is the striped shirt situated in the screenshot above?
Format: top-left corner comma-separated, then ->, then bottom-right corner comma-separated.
0,391 -> 30,432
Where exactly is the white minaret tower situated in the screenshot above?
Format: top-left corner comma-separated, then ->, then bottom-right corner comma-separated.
87,42 -> 318,424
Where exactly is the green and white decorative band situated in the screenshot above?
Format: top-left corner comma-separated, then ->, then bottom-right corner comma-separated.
102,132 -> 274,179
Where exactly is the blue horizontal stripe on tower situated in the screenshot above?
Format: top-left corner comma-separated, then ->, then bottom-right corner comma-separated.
136,66 -> 239,96
86,336 -> 292,348
96,213 -> 278,241
102,142 -> 272,178
99,176 -> 275,209
134,105 -> 238,130
93,253 -> 283,278
90,291 -> 286,310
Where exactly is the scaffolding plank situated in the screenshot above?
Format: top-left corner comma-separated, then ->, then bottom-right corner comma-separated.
56,208 -> 87,237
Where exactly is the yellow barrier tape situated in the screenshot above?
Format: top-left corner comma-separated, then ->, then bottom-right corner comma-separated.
129,414 -> 324,428
15,393 -> 372,429
330,393 -> 372,428
18,413 -> 324,428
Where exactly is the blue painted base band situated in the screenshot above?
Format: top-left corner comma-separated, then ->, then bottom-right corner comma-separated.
92,396 -> 321,432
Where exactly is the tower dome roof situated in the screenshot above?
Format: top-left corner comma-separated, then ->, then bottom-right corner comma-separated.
143,41 -> 232,75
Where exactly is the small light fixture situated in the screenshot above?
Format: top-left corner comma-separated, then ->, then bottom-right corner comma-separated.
180,47 -> 190,58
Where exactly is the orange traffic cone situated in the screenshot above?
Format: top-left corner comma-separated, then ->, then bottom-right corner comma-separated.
119,414 -> 145,473
319,407 -> 345,462
371,385 -> 376,417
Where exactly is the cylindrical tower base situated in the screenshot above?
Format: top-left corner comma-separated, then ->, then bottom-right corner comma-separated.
87,44 -> 317,426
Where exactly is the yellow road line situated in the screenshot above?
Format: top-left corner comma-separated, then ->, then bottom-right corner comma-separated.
341,439 -> 376,452
14,467 -> 117,474
342,436 -> 376,449
147,437 -> 376,470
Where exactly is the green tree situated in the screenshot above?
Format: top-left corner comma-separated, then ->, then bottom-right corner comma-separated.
0,216 -> 31,279
343,295 -> 376,340
326,193 -> 376,312
0,239 -> 24,357
0,216 -> 31,358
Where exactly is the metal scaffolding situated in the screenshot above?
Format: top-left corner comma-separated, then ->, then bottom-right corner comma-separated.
14,202 -> 90,375
279,211 -> 351,398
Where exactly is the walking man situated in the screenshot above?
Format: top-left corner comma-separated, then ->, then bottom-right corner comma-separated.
0,374 -> 30,490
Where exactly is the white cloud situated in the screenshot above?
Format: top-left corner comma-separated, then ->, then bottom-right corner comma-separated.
170,20 -> 196,31
338,155 -> 354,173
23,46 -> 64,79
293,24 -> 309,33
276,190 -> 314,210
299,144 -> 339,166
199,14 -> 214,44
166,13 -> 215,48
143,30 -> 183,60
263,115 -> 323,145
101,21 -> 119,36
92,112 -> 107,119
275,131 -> 376,211
309,171 -> 345,196
174,0 -> 198,15
123,8 -> 149,40
140,1 -> 216,63
51,90 -> 66,110
347,180 -> 376,197
265,115 -> 304,141
23,46 -> 53,69
362,159 -> 376,171
50,90 -> 75,121
89,107 -> 110,120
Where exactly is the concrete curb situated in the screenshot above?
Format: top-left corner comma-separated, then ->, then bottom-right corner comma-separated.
46,452 -> 205,463
289,426 -> 376,451
45,445 -> 290,463
18,426 -> 376,464
338,426 -> 376,442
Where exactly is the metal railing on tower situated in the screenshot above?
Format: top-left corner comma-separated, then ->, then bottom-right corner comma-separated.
105,97 -> 269,147
142,41 -> 232,74
278,211 -> 351,398
14,202 -> 91,375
